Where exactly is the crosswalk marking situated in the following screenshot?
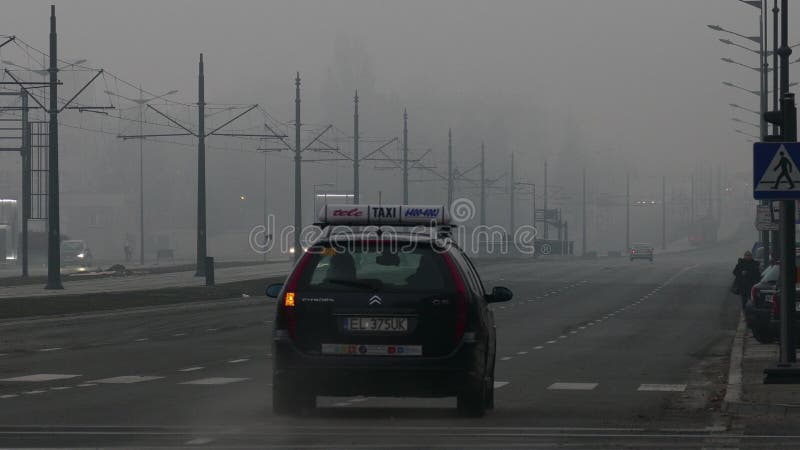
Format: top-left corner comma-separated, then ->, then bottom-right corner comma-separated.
0,374 -> 80,382
547,382 -> 598,391
180,377 -> 249,385
637,383 -> 686,392
90,375 -> 163,384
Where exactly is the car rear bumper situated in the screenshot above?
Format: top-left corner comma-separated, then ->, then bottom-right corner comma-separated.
272,336 -> 481,396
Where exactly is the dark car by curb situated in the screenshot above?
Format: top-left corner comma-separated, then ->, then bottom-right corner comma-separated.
745,264 -> 779,343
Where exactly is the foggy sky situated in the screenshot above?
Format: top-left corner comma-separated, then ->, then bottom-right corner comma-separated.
0,0 -> 791,257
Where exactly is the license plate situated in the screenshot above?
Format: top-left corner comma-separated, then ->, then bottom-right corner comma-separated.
322,343 -> 422,356
344,317 -> 408,332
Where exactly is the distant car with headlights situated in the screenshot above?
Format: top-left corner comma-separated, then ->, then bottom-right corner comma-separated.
60,239 -> 93,267
630,243 -> 654,261
266,204 -> 513,417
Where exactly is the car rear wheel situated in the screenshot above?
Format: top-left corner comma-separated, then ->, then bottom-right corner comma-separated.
272,377 -> 315,416
752,326 -> 776,344
457,376 -> 488,417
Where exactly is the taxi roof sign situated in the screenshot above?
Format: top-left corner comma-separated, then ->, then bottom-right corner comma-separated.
318,204 -> 451,226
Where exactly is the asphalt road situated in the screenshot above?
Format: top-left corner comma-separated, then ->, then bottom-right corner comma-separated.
1,240 -> 788,448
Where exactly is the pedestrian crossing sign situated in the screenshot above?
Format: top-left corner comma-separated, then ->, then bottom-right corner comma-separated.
754,142 -> 800,199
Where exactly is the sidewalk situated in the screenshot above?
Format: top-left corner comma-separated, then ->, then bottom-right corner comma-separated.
724,315 -> 800,416
0,261 -> 291,300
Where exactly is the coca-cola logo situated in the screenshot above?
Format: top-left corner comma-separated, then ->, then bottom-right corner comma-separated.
332,208 -> 363,217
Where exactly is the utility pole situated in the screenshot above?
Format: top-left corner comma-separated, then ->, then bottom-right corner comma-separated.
294,72 -> 302,260
625,171 -> 630,252
582,167 -> 586,257
138,85 -> 145,266
776,0 -> 796,368
447,128 -> 453,207
46,5 -> 62,289
662,175 -> 667,250
403,109 -> 408,203
543,160 -> 548,239
195,54 -> 207,276
353,91 -> 359,203
510,152 -> 515,235
480,142 -> 486,226
21,92 -> 29,277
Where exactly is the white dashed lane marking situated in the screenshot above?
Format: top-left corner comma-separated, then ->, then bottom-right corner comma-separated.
180,377 -> 249,385
186,437 -> 214,445
178,367 -> 204,372
493,381 -> 510,389
0,374 -> 80,382
547,382 -> 598,391
227,358 -> 249,364
90,375 -> 163,384
500,356 -> 512,361
38,347 -> 62,352
637,384 -> 687,392
0,394 -> 18,399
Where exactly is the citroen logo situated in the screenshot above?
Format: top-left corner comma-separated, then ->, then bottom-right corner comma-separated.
368,295 -> 382,306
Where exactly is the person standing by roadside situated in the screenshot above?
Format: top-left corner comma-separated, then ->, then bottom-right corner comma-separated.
733,250 -> 761,309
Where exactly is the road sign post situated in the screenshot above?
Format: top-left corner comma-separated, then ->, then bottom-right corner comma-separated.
758,95 -> 800,383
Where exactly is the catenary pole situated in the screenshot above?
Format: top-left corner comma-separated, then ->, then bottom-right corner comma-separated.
447,128 -> 453,207
195,54 -> 207,276
353,91 -> 359,204
294,73 -> 302,260
480,142 -> 486,226
582,167 -> 587,256
45,5 -> 62,289
403,109 -> 408,203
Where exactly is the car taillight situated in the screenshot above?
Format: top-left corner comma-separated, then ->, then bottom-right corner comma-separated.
771,294 -> 779,319
442,253 -> 467,343
750,285 -> 759,306
280,253 -> 312,341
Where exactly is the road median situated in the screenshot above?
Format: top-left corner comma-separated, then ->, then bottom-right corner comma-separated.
0,275 -> 285,320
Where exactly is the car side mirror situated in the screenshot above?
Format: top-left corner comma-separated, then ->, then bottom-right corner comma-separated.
487,286 -> 513,303
265,283 -> 283,298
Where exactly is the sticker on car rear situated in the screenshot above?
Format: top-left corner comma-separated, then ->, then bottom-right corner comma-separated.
321,343 -> 422,356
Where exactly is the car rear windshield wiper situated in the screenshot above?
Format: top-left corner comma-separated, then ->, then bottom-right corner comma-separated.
326,278 -> 383,291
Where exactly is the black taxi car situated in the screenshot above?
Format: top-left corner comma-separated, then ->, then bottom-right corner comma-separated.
266,204 -> 513,417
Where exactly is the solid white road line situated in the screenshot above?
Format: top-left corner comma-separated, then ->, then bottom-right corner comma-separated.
0,374 -> 80,382
22,390 -> 46,395
178,367 -> 204,372
637,384 -> 687,392
0,394 -> 18,399
90,375 -> 163,384
179,377 -> 249,385
547,382 -> 598,391
493,381 -> 510,389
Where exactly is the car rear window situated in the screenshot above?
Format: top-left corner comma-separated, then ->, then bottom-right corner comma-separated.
297,243 -> 451,292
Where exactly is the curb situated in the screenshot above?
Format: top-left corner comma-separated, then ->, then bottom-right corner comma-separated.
723,314 -> 745,407
723,312 -> 800,416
